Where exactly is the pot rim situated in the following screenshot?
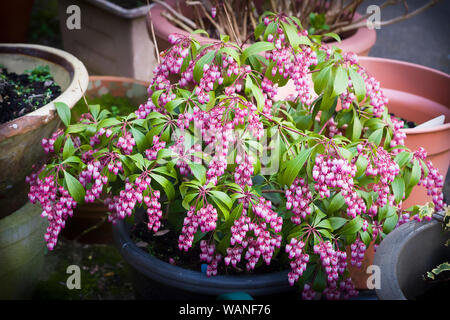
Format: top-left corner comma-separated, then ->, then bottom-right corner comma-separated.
112,218 -> 293,296
373,218 -> 443,300
148,1 -> 375,52
0,43 -> 89,140
80,0 -> 155,19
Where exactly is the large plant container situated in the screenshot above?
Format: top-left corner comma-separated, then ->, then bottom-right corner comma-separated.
112,217 -> 296,300
0,43 -> 89,219
0,202 -> 48,299
359,57 -> 450,209
58,0 -> 157,81
148,0 -> 376,56
374,213 -> 449,300
62,76 -> 149,244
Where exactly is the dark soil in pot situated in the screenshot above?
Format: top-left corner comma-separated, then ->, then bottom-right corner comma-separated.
389,113 -> 417,128
131,217 -> 286,276
0,65 -> 61,124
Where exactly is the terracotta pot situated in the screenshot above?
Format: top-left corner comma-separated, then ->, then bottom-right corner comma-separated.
58,0 -> 157,81
0,44 -> 89,219
148,0 -> 376,56
359,57 -> 450,209
0,0 -> 34,43
61,76 -> 149,244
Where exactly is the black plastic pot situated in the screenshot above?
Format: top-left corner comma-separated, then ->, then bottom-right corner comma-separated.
112,219 -> 296,300
374,215 -> 450,300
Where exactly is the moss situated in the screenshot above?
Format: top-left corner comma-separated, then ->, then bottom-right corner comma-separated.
32,239 -> 134,300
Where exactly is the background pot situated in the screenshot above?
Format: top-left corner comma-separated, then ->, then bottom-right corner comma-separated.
374,216 -> 449,300
112,218 -> 295,300
0,202 -> 48,299
61,76 -> 149,244
359,56 -> 450,208
148,0 -> 376,56
58,0 -> 157,81
0,43 -> 89,219
0,1 -> 35,43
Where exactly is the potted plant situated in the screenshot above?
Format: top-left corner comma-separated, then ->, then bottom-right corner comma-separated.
0,43 -> 89,299
62,75 -> 149,244
57,0 -> 157,81
27,15 -> 446,299
148,0 -> 440,56
374,205 -> 449,300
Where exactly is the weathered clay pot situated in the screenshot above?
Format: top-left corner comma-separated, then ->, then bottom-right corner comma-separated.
61,76 -> 149,244
359,57 -> 450,208
148,0 -> 376,56
0,202 -> 47,299
374,213 -> 449,300
0,44 -> 89,219
58,0 -> 157,81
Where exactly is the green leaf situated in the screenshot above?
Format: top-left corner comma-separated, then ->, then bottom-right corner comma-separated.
329,217 -> 348,230
352,112 -> 362,140
426,262 -> 450,280
348,68 -> 366,102
240,41 -> 274,64
63,137 -> 75,160
209,190 -> 232,210
394,151 -> 413,168
194,50 -> 216,83
55,102 -> 71,127
189,163 -> 206,184
282,147 -> 313,186
150,173 -> 175,201
333,67 -> 348,96
64,170 -> 85,203
324,32 -> 341,42
408,158 -> 421,188
355,155 -> 368,177
383,213 -> 399,234
98,118 -> 122,128
89,104 -> 100,120
312,65 -> 332,95
368,128 -> 383,146
130,127 -> 147,153
328,192 -> 346,212
392,176 -> 405,203
165,98 -> 185,113
338,216 -> 363,236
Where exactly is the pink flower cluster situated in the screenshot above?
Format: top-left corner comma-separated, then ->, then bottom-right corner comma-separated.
116,130 -> 136,155
234,152 -> 254,188
41,129 -> 63,153
350,239 -> 366,268
145,190 -> 162,232
106,175 -> 153,223
313,154 -> 364,218
169,136 -> 202,176
286,238 -> 309,286
285,178 -> 313,224
80,160 -> 108,203
145,136 -> 166,161
314,241 -> 347,283
27,172 -> 76,250
199,240 -> 222,277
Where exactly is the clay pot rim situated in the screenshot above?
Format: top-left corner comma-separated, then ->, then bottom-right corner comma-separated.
0,43 -> 89,141
81,0 -> 155,19
359,56 -> 450,135
148,1 -> 375,54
